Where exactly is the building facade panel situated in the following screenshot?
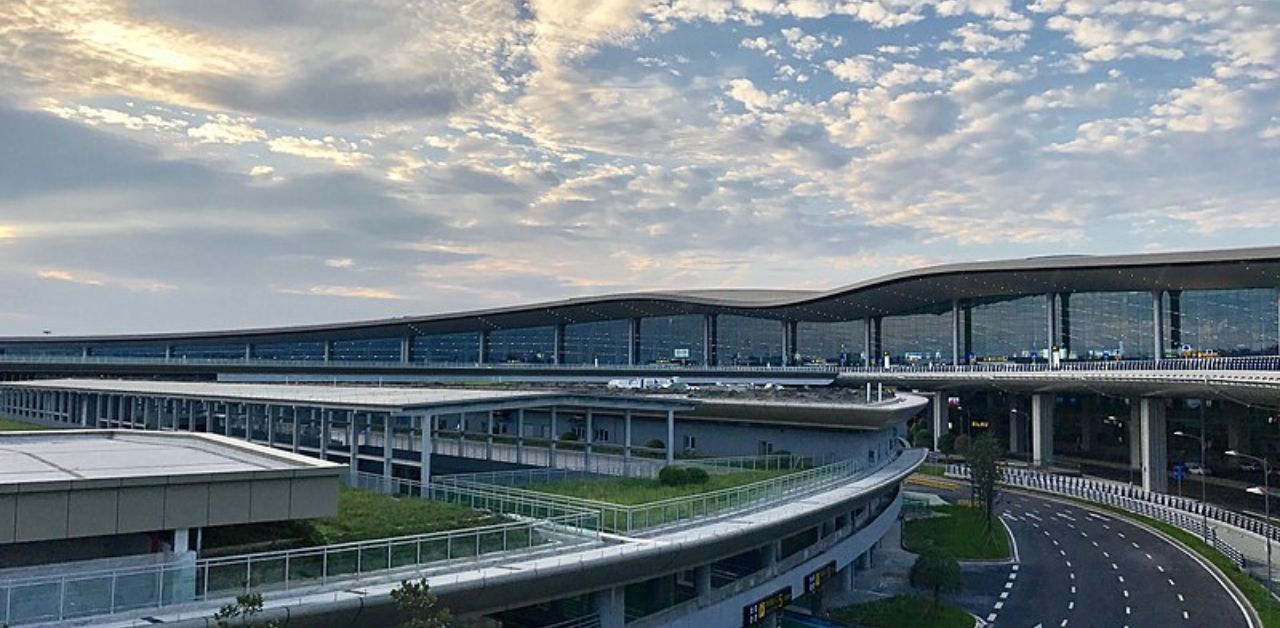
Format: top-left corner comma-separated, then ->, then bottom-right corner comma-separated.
639,315 -> 704,365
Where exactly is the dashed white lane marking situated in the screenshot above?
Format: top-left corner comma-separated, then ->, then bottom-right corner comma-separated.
1118,575 -> 1125,583
1092,541 -> 1099,547
1061,620 -> 1069,627
1012,565 -> 1020,571
1111,562 -> 1119,570
1070,585 -> 1077,594
1168,578 -> 1176,587
995,602 -> 1004,610
1178,593 -> 1185,602
1069,572 -> 1076,580
1053,539 -> 1060,546
1088,512 -> 1111,522
1126,606 -> 1132,615
1119,532 -> 1126,539
1059,549 -> 1067,556
1081,531 -> 1089,538
1010,572 -> 1019,581
988,613 -> 997,622
1103,551 -> 1111,558
1000,591 -> 1009,599
1158,565 -> 1165,573
1065,560 -> 1072,568
1132,542 -> 1141,549
1068,601 -> 1075,610
1005,582 -> 1015,590
1123,590 -> 1130,598
1146,553 -> 1153,560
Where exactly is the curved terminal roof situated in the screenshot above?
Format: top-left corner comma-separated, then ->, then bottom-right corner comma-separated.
3,246 -> 1279,345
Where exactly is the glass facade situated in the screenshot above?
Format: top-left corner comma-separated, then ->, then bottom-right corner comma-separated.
968,296 -> 1048,362
330,338 -> 400,362
717,315 -> 782,366
488,326 -> 555,363
412,332 -> 480,363
639,315 -> 703,365
881,309 -> 951,365
88,344 -> 167,358
1169,289 -> 1278,357
1064,291 -> 1154,360
563,320 -> 629,365
253,341 -> 325,361
172,343 -> 245,360
797,321 -> 863,365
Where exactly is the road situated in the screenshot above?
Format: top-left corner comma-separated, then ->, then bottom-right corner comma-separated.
920,486 -> 1254,627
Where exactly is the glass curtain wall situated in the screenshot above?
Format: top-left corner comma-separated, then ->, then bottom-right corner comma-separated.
1169,289 -> 1279,357
170,343 -> 245,359
563,320 -> 629,365
253,341 -> 325,361
968,295 -> 1048,362
797,321 -> 864,365
639,315 -> 704,365
488,327 -> 556,363
717,315 -> 783,366
330,338 -> 400,362
1063,291 -> 1154,360
411,332 -> 480,363
881,309 -> 951,365
88,344 -> 167,358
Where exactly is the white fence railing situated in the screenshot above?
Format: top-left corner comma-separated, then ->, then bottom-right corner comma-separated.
946,464 -> 1248,567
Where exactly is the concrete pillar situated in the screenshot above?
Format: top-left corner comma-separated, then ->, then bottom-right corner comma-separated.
694,565 -> 712,596
585,409 -> 594,466
627,317 -> 641,366
1080,396 -> 1096,453
516,409 -> 525,465
864,319 -> 873,367
292,407 -> 301,452
348,411 -> 359,479
666,409 -> 675,464
320,409 -> 330,461
267,405 -> 276,446
400,336 -> 411,364
703,314 -> 718,367
477,330 -> 489,364
762,541 -> 779,569
420,414 -> 433,490
550,408 -> 558,460
1140,398 -> 1168,493
486,411 -> 495,460
594,587 -> 625,628
553,324 -> 566,365
1009,403 -> 1025,455
931,392 -> 946,450
1228,413 -> 1247,457
1129,402 -> 1142,471
951,300 -> 962,366
623,410 -> 632,459
1046,293 -> 1058,362
1152,291 -> 1166,360
79,395 -> 89,427
1032,393 -> 1054,466
383,413 -> 394,491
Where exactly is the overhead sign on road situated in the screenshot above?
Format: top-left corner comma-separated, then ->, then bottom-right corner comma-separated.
804,560 -> 838,594
743,586 -> 791,626
1173,463 -> 1187,482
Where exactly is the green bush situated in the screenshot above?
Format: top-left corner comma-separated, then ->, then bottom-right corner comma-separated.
657,465 -> 710,487
938,433 -> 957,456
559,431 -> 579,441
645,438 -> 666,450
954,434 -> 971,457
912,429 -> 934,449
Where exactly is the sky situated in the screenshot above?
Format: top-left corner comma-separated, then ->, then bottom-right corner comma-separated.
1,0 -> 1278,335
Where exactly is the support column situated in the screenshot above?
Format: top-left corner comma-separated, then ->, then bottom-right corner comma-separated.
1046,293 -> 1058,363
627,318 -> 641,366
292,407 -> 301,453
420,414 -> 433,490
666,409 -> 675,464
266,405 -> 276,446
320,409 -> 330,461
1080,395 -> 1096,453
550,408 -> 559,461
931,392 -> 946,450
1228,413 -> 1247,458
1139,398 -> 1169,493
348,411 -> 359,480
593,587 -> 625,628
383,413 -> 394,491
477,330 -> 489,364
703,314 -> 718,367
516,409 -> 525,465
553,324 -> 566,365
1009,403 -> 1025,455
783,319 -> 798,366
486,411 -> 495,460
623,410 -> 632,459
863,318 -> 873,367
694,565 -> 712,597
951,300 -> 962,366
1152,290 -> 1166,360
1128,401 -> 1142,471
1032,393 -> 1054,466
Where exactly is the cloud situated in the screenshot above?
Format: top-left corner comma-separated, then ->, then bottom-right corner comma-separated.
37,268 -> 174,292
325,257 -> 355,268
295,285 -> 402,300
267,135 -> 371,167
187,115 -> 266,144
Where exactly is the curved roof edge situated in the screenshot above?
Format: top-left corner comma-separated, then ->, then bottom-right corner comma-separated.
4,245 -> 1279,343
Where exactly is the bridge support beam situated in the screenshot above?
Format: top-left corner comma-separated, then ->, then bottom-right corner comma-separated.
1139,398 -> 1168,493
1129,402 -> 1142,471
1031,393 -> 1054,466
1009,403 -> 1025,455
593,586 -> 625,628
930,392 -> 946,451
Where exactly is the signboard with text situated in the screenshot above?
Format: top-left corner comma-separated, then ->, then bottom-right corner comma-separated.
804,560 -> 838,594
742,586 -> 792,626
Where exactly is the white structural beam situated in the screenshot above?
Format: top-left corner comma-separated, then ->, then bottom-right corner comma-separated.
666,410 -> 675,463
931,392 -> 946,450
1031,393 -> 1054,466
1139,397 -> 1168,493
1128,401 -> 1141,471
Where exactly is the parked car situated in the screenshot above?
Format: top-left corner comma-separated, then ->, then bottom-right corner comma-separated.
1239,460 -> 1263,473
1186,462 -> 1212,476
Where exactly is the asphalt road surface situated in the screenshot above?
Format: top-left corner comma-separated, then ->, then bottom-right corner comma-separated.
973,490 -> 1252,628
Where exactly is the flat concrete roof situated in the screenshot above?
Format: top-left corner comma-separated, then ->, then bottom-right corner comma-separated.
7,379 -> 696,413
0,430 -> 329,485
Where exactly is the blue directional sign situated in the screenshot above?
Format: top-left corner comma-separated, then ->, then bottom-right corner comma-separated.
1173,463 -> 1187,482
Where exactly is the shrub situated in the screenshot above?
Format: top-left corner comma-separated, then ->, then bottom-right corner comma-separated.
559,431 -> 579,441
645,438 -> 666,450
954,434 -> 972,457
912,429 -> 934,449
658,466 -> 688,486
938,433 -> 957,456
657,465 -> 710,486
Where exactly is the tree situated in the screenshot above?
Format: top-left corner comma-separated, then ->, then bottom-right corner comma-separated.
909,548 -> 962,610
967,433 -> 1003,542
213,592 -> 280,628
937,433 -> 956,456
391,578 -> 451,628
912,428 -> 934,449
953,433 -> 971,457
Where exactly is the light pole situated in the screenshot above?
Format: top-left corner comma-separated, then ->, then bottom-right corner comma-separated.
1172,429 -> 1209,537
1227,450 -> 1272,594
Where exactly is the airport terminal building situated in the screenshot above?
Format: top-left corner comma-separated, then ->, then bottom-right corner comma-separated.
0,247 -> 1277,370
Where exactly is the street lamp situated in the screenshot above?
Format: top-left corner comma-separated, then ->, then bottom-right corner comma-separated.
1227,450 -> 1272,594
1172,430 -> 1209,536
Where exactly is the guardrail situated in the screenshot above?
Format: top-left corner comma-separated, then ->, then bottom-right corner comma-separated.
435,457 -> 872,535
436,454 -> 815,487
0,510 -> 600,626
2,353 -> 1277,373
946,464 -> 1248,567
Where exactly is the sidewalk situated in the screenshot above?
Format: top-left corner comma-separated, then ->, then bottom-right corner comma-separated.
823,520 -> 915,608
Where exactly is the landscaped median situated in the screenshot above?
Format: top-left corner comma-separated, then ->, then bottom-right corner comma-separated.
903,504 -> 1012,561
828,594 -> 974,628
0,417 -> 44,431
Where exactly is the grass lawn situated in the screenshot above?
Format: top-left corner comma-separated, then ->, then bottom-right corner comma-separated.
904,505 -> 1011,560
525,468 -> 794,505
830,595 -> 973,628
203,487 -> 505,554
0,417 -> 44,431
917,463 -> 947,477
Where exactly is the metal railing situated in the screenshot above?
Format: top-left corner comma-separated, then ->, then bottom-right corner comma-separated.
946,464 -> 1248,567
435,457 -> 872,535
2,353 -> 1277,373
0,510 -> 599,626
435,454 -> 814,487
